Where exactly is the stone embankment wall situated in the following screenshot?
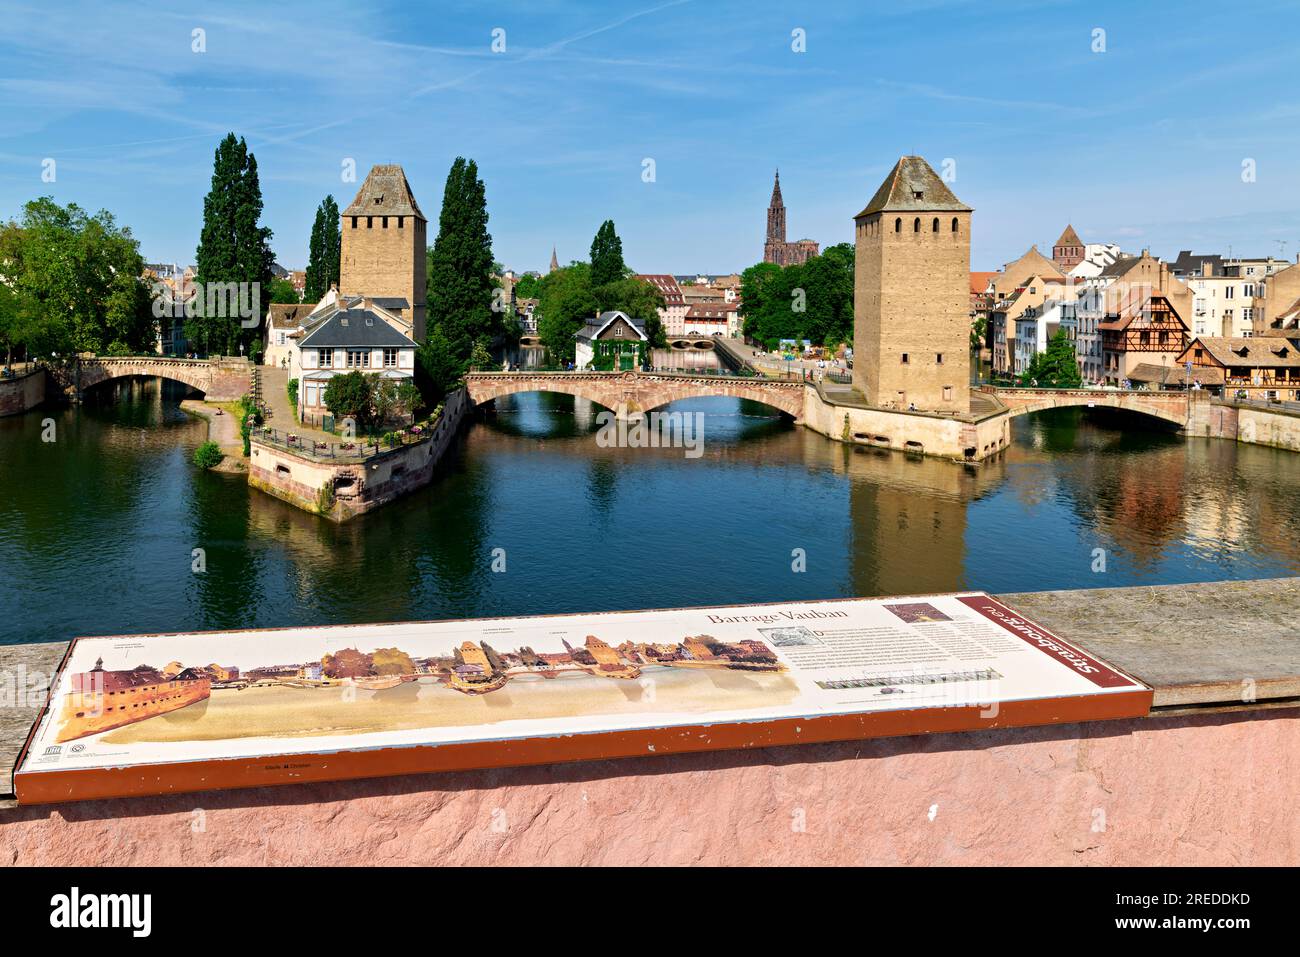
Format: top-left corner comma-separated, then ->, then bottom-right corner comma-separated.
801,386 -> 1010,461
0,368 -> 49,417
249,387 -> 470,520
1187,399 -> 1300,453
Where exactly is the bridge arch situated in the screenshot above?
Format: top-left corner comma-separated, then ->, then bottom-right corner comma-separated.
987,388 -> 1189,428
464,371 -> 805,422
64,356 -> 251,403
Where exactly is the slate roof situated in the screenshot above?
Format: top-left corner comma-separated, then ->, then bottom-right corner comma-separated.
855,156 -> 971,218
1170,250 -> 1224,277
343,165 -> 425,219
575,310 -> 647,341
298,308 -> 417,348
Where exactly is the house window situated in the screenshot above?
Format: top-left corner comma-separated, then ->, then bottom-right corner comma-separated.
277,332 -> 285,346
614,325 -> 623,337
347,350 -> 369,368
319,349 -> 332,368
383,348 -> 398,367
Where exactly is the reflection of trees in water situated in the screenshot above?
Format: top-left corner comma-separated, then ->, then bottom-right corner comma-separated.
186,465 -> 266,630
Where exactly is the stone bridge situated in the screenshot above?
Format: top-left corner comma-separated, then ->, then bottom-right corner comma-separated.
983,386 -> 1193,428
464,370 -> 806,420
58,356 -> 252,402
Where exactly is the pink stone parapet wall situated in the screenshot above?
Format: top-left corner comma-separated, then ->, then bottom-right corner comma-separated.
3,708 -> 1295,866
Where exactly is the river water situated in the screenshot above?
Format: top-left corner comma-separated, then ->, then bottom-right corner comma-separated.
3,377 -> 1299,645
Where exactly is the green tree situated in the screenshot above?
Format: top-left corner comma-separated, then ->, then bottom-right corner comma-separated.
1021,328 -> 1082,387
193,133 -> 274,356
323,370 -> 376,430
304,195 -> 340,302
427,157 -> 496,358
589,219 -> 626,287
0,198 -> 154,358
267,277 -> 299,304
537,262 -> 599,363
514,273 -> 542,300
416,323 -> 462,404
738,261 -> 783,344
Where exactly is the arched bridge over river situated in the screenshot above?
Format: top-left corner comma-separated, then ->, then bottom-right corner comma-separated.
464,370 -> 806,420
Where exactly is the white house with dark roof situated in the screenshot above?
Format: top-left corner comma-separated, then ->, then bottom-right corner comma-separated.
574,310 -> 648,370
283,294 -> 418,424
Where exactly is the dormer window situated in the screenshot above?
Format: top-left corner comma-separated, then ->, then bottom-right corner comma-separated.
913,190 -> 923,200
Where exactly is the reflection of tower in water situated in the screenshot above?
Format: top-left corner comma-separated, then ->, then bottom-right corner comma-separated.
844,447 -> 1005,597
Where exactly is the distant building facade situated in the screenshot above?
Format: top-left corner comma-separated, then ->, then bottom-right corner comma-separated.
763,171 -> 819,267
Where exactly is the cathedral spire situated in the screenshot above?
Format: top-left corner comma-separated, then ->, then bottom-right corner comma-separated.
770,169 -> 783,208
549,245 -> 559,273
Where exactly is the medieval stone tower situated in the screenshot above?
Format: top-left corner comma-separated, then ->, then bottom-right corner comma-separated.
852,156 -> 971,413
340,164 -> 427,341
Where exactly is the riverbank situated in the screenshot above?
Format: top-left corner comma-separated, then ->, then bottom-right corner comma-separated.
180,398 -> 246,473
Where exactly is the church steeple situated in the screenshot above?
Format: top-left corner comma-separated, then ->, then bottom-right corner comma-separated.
766,169 -> 786,247
549,246 -> 559,273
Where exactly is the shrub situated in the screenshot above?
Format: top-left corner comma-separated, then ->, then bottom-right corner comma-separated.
316,483 -> 335,514
193,441 -> 223,470
287,377 -> 299,412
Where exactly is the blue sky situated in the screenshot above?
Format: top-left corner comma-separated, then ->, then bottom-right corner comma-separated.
1,0 -> 1297,273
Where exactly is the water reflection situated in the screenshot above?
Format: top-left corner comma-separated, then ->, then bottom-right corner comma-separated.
2,384 -> 1299,645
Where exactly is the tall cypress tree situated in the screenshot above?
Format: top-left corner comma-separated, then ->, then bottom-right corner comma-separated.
589,220 -> 625,287
194,132 -> 274,355
304,195 -> 340,303
426,157 -> 495,361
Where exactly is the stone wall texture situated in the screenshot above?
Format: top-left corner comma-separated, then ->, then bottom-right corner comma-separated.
853,211 -> 972,413
2,707 -> 1295,866
0,369 -> 47,417
465,371 -> 806,420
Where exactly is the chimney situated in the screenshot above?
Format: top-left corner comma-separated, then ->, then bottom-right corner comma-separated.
1201,261 -> 1213,277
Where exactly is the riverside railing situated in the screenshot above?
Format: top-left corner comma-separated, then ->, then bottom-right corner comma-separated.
253,424 -> 433,462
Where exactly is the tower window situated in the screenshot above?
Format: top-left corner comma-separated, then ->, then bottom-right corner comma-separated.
936,353 -> 943,364
932,218 -> 939,232
351,217 -> 358,228
895,217 -> 901,233
397,216 -> 403,228
367,217 -> 373,229
382,216 -> 388,228
901,353 -> 909,364
951,217 -> 959,233
913,218 -> 920,232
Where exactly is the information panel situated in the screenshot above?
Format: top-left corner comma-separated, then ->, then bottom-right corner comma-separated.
13,592 -> 1151,804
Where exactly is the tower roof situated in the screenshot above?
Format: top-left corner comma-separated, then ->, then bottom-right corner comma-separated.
855,156 -> 971,218
770,169 -> 784,208
343,165 -> 425,220
550,246 -> 559,272
1055,224 -> 1082,247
